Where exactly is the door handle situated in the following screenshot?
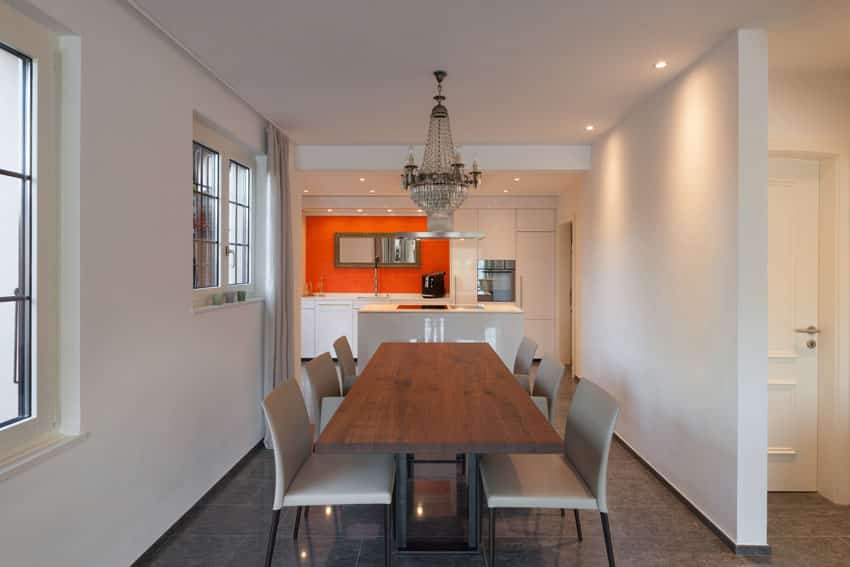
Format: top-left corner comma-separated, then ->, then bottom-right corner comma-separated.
794,326 -> 821,335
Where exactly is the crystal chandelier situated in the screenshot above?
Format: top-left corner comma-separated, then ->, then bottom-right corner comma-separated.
401,71 -> 482,226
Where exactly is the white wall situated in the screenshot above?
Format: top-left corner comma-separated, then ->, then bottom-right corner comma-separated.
0,1 -> 268,565
769,72 -> 850,504
579,30 -> 768,545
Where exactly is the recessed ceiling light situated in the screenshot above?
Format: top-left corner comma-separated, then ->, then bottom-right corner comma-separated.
300,550 -> 308,559
513,177 -> 520,182
359,177 -> 366,182
585,124 -> 595,131
503,189 -> 509,193
654,60 -> 668,69
327,208 -> 333,212
416,504 -> 424,517
356,208 -> 364,213
303,188 -> 309,193
324,506 -> 332,516
417,209 -> 423,213
369,189 -> 376,193
386,209 -> 393,213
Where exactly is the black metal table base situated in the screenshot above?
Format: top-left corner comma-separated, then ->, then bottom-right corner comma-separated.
394,452 -> 481,554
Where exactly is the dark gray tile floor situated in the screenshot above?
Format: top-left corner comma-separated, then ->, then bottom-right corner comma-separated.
136,373 -> 850,566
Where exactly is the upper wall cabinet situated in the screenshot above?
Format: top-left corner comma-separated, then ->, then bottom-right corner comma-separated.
516,209 -> 556,231
451,209 -> 479,304
478,209 -> 516,260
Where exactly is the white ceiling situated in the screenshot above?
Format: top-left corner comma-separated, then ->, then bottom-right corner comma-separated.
131,0 -> 832,145
768,0 -> 850,74
295,170 -> 584,197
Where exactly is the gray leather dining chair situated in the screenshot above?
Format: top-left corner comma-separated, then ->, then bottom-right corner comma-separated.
304,353 -> 344,441
333,336 -> 358,394
530,355 -> 566,424
513,336 -> 538,393
480,379 -> 620,567
261,379 -> 394,567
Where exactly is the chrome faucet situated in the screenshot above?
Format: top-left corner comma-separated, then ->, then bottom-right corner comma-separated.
373,256 -> 380,296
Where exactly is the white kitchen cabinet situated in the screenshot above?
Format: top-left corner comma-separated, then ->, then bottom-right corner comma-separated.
301,301 -> 316,358
451,208 -> 479,304
516,209 -> 556,231
516,230 -> 555,357
315,300 -> 354,357
478,209 -> 516,260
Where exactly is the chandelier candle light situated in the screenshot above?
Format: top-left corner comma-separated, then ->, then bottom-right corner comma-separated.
398,71 -> 484,239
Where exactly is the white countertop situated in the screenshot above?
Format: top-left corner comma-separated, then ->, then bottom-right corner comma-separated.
301,292 -> 449,303
358,303 -> 522,313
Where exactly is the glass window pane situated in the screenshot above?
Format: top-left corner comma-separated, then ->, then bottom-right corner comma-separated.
229,201 -> 237,246
208,195 -> 219,241
238,168 -> 247,204
0,48 -> 23,174
193,143 -> 219,289
229,162 -> 237,203
0,175 -> 22,297
237,206 -> 249,244
241,246 -> 249,284
0,301 -> 21,424
193,240 -> 219,289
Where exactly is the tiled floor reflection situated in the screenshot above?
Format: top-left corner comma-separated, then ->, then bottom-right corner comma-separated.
136,371 -> 850,566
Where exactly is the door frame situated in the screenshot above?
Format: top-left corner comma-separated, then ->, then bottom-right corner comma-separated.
768,150 -> 843,501
555,219 -> 575,373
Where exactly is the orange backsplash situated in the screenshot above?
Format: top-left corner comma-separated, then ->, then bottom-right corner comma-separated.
304,216 -> 451,294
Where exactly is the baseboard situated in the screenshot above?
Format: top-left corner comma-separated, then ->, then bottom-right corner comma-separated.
132,440 -> 266,565
613,433 -> 771,557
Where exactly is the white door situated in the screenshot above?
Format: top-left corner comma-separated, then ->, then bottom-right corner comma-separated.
516,231 -> 555,357
767,157 -> 819,492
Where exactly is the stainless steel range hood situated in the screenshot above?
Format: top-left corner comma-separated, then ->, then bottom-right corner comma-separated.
394,213 -> 485,240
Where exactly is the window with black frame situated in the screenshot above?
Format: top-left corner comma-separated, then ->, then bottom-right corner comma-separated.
192,142 -> 220,289
228,161 -> 251,285
0,42 -> 33,427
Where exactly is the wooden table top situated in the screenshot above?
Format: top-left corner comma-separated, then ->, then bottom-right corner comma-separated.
315,342 -> 564,454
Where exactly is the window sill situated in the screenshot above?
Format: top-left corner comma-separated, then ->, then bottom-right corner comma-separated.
192,296 -> 263,314
0,431 -> 89,483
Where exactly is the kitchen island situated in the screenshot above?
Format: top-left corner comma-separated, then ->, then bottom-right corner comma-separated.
356,303 -> 523,371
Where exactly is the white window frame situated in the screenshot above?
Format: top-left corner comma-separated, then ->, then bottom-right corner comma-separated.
192,119 -> 256,306
0,4 -> 61,458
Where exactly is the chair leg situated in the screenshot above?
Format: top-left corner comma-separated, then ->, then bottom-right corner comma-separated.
574,510 -> 583,541
292,506 -> 302,541
384,504 -> 392,567
488,507 -> 496,566
264,509 -> 281,567
304,505 -> 310,518
600,512 -> 615,567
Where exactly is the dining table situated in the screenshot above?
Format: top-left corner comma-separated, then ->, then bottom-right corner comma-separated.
315,341 -> 564,553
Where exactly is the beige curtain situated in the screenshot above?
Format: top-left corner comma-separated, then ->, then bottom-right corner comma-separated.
263,123 -> 295,447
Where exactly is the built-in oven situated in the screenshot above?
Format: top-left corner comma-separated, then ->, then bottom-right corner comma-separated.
477,260 -> 516,302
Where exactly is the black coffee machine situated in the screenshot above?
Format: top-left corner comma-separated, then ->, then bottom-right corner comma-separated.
421,272 -> 446,298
